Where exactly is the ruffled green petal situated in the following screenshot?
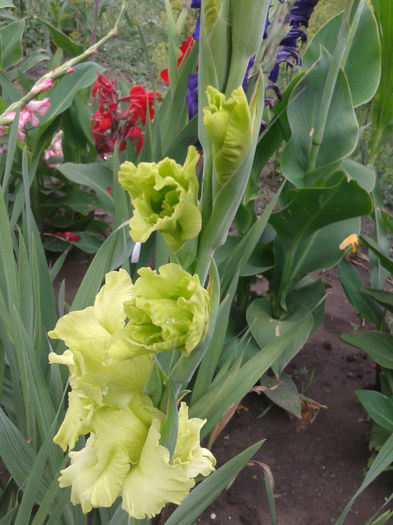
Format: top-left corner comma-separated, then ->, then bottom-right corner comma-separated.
122,418 -> 194,519
119,146 -> 201,251
48,349 -> 74,368
203,85 -> 252,185
173,403 -> 216,478
94,269 -> 133,334
48,306 -> 109,350
92,403 -> 151,464
59,435 -> 129,513
107,264 -> 210,361
53,390 -> 93,451
48,270 -> 132,351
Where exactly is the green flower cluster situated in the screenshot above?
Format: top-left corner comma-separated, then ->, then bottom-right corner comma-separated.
119,146 -> 201,252
49,265 -> 214,519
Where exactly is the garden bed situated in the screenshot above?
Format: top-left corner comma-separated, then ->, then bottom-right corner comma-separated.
55,254 -> 393,525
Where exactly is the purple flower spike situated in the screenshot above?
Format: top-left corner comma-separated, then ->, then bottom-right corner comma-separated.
269,0 -> 319,83
193,14 -> 201,40
242,56 -> 255,92
264,4 -> 273,39
187,72 -> 199,119
191,0 -> 201,40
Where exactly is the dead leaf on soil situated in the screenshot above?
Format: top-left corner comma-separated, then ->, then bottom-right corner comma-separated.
295,397 -> 327,432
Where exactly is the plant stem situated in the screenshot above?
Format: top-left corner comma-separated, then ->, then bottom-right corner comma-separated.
0,0 -> 127,126
90,0 -> 100,48
306,0 -> 356,172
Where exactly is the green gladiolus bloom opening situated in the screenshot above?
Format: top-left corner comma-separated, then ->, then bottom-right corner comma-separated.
119,146 -> 201,252
108,263 -> 210,361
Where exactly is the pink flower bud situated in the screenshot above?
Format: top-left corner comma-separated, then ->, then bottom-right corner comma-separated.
25,98 -> 51,116
31,78 -> 54,94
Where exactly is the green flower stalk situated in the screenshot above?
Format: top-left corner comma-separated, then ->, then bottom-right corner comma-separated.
203,85 -> 252,185
107,263 -> 210,361
119,146 -> 201,252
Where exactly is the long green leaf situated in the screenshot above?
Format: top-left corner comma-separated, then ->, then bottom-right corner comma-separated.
336,434 -> 393,524
0,409 -> 50,501
57,162 -> 114,215
36,17 -> 83,56
369,0 -> 393,158
0,19 -> 24,70
220,183 -> 282,296
341,331 -> 393,369
14,424 -> 62,525
339,259 -> 384,327
303,1 -> 380,107
38,62 -> 104,125
71,224 -> 134,311
192,276 -> 238,404
356,390 -> 393,432
165,440 -> 264,525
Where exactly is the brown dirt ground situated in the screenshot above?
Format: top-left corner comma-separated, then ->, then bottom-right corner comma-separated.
54,252 -> 393,525
199,264 -> 393,525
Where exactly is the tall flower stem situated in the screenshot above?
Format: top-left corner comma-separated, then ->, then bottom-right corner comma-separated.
306,0 -> 356,172
0,0 -> 127,126
90,0 -> 100,48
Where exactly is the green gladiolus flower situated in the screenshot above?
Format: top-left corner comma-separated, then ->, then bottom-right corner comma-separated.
58,401 -> 215,519
48,269 -> 153,450
203,85 -> 252,185
107,263 -> 210,362
59,395 -> 161,513
119,146 -> 201,252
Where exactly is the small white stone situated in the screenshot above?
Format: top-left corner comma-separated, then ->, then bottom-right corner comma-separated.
210,513 -> 216,520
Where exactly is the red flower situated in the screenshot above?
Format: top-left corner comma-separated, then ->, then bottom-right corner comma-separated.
125,86 -> 159,125
55,232 -> 81,242
92,72 -> 118,101
90,73 -> 159,157
106,186 -> 112,195
161,36 -> 194,83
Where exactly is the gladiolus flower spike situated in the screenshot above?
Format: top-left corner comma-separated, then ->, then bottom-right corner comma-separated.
269,0 -> 319,83
48,268 -> 214,518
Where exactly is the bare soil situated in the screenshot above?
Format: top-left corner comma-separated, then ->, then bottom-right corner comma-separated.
199,265 -> 393,525
54,253 -> 393,525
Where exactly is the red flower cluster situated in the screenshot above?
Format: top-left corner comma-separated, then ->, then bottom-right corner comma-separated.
160,36 -> 194,83
55,232 -> 81,242
90,73 -> 160,156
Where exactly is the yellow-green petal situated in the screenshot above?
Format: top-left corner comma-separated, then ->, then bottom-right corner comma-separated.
119,146 -> 201,251
122,418 -> 194,519
53,390 -> 93,451
92,403 -> 151,464
59,435 -> 129,513
173,403 -> 216,478
94,269 -> 133,334
107,264 -> 210,360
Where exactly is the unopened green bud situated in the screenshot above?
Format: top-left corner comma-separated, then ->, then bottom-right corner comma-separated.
203,85 -> 252,185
